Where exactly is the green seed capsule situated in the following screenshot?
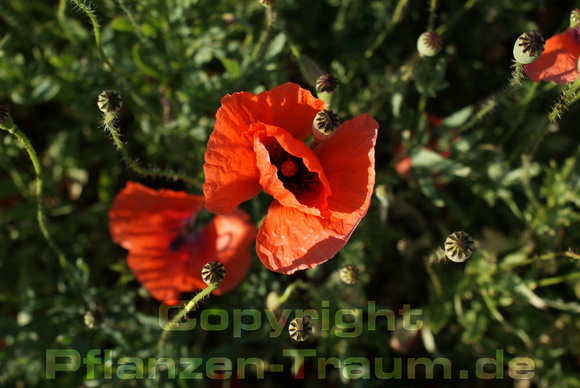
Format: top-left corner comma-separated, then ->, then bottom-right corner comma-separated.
288,316 -> 312,342
417,31 -> 443,57
571,9 -> 580,28
444,231 -> 474,263
513,31 -> 545,64
202,261 -> 226,286
340,265 -> 360,285
97,90 -> 123,114
312,109 -> 340,141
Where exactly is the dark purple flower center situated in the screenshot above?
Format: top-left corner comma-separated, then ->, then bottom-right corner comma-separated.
263,136 -> 323,203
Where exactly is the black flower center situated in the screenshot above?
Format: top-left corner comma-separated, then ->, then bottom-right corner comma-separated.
263,137 -> 323,203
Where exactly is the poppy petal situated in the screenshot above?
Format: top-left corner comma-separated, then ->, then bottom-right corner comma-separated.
203,96 -> 263,214
257,83 -> 326,140
256,200 -> 348,274
109,182 -> 255,302
109,182 -> 204,250
523,28 -> 580,84
183,210 -> 257,295
315,114 -> 378,234
252,123 -> 332,216
108,182 -> 206,301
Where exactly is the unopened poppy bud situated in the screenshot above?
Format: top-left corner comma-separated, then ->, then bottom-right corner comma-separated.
513,31 -> 545,64
297,55 -> 324,89
288,316 -> 312,342
571,9 -> 580,28
316,74 -> 339,94
201,261 -> 226,286
97,90 -> 123,115
0,106 -> 14,131
312,109 -> 340,141
259,0 -> 276,6
417,31 -> 443,57
444,231 -> 474,263
340,264 -> 360,285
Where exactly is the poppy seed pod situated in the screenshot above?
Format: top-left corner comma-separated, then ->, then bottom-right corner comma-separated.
316,74 -> 339,94
513,31 -> 545,64
0,106 -> 14,131
202,261 -> 226,286
288,316 -> 312,341
444,231 -> 474,263
417,31 -> 443,57
312,109 -> 340,141
340,264 -> 360,285
571,9 -> 580,28
97,90 -> 123,115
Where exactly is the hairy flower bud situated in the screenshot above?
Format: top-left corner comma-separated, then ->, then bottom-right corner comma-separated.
0,106 -> 14,131
513,31 -> 545,64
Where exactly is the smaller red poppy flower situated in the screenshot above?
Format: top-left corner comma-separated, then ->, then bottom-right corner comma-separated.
523,27 -> 580,84
108,182 -> 256,303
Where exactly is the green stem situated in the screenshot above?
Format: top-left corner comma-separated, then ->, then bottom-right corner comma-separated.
68,0 -> 116,72
525,78 -> 580,157
425,260 -> 444,298
102,114 -> 201,186
435,0 -> 478,35
481,287 -> 533,349
500,250 -> 580,270
157,283 -> 218,352
251,5 -> 276,61
235,4 -> 277,89
346,0 -> 409,82
535,271 -> 580,288
3,124 -> 71,284
457,82 -> 519,135
427,0 -> 438,31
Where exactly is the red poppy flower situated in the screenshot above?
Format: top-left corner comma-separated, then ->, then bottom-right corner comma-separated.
203,83 -> 378,274
523,27 -> 580,84
108,182 -> 256,303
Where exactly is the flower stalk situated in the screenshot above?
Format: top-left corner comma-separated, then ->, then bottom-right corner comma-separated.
0,109 -> 73,290
99,91 -> 201,186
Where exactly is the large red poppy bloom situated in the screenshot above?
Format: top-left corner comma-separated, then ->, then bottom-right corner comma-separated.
523,27 -> 580,84
203,83 -> 378,274
108,182 -> 256,303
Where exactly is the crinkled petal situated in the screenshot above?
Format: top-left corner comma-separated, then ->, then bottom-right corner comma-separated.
203,83 -> 326,214
252,123 -> 331,216
523,28 -> 580,84
256,114 -> 378,274
203,94 -> 263,214
256,200 -> 348,274
257,83 -> 326,140
315,114 -> 378,235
